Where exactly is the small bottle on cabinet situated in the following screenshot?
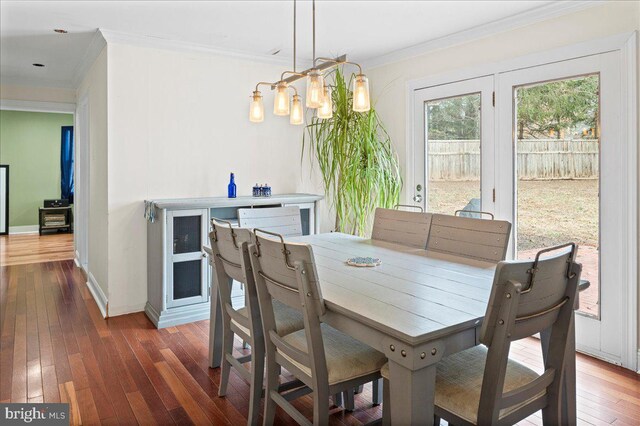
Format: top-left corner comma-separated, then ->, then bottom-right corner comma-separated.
228,173 -> 237,198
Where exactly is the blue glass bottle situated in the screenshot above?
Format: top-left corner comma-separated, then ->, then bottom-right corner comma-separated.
228,173 -> 237,198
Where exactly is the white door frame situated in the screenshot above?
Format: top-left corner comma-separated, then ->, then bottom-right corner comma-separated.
406,32 -> 637,370
75,95 -> 90,272
412,76 -> 494,213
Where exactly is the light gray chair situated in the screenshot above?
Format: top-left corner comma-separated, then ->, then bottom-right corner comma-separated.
238,206 -> 302,237
381,243 -> 582,426
371,206 -> 432,249
209,219 -> 304,426
426,213 -> 512,263
249,230 -> 387,425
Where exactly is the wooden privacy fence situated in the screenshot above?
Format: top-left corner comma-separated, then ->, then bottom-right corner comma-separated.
428,139 -> 599,180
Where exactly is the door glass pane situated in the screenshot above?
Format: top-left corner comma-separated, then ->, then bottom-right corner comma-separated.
173,215 -> 201,254
173,260 -> 202,300
426,93 -> 481,215
515,75 -> 600,318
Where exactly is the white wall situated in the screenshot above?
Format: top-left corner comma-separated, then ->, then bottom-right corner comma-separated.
0,84 -> 76,104
77,47 -> 109,301
105,43 -> 325,315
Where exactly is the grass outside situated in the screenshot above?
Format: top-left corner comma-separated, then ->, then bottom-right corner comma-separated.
428,179 -> 599,251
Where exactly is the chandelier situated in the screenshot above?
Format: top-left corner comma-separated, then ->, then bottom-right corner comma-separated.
249,0 -> 370,124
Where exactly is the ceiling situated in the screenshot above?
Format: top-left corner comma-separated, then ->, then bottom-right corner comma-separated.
1,0 -> 584,89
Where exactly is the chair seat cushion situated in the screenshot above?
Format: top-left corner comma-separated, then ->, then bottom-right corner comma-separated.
438,345 -> 544,424
233,300 -> 303,338
280,324 -> 386,385
381,346 -> 543,423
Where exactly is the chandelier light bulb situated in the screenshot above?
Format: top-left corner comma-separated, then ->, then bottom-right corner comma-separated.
249,91 -> 264,123
352,74 -> 370,112
273,82 -> 290,116
317,85 -> 333,119
306,69 -> 325,108
290,94 -> 304,125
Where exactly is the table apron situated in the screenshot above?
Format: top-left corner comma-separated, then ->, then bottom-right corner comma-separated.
322,310 -> 481,370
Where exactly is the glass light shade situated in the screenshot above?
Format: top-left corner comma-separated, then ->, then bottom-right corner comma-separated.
273,83 -> 290,116
317,86 -> 333,119
306,69 -> 325,108
290,94 -> 304,125
352,74 -> 370,112
249,91 -> 264,122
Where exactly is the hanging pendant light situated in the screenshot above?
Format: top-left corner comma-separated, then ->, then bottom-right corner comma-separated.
273,82 -> 290,115
290,94 -> 304,125
317,85 -> 333,119
306,69 -> 325,108
249,90 -> 264,122
353,74 -> 370,112
250,0 -> 371,124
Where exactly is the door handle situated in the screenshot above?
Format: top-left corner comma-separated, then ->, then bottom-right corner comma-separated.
413,194 -> 423,203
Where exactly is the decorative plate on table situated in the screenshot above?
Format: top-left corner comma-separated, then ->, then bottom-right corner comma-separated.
346,256 -> 381,267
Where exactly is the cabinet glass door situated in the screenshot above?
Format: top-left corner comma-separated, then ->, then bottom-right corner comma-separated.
167,209 -> 208,308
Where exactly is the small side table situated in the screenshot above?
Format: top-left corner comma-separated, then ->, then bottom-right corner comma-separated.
39,206 -> 73,235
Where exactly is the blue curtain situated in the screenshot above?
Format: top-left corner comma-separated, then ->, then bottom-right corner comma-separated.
61,126 -> 74,203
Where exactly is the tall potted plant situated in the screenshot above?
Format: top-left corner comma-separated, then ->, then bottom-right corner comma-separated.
305,68 -> 402,236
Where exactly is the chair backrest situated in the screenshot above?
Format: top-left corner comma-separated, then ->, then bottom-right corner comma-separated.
371,207 -> 432,248
426,213 -> 511,263
248,229 -> 328,389
238,206 -> 302,237
476,244 -> 582,424
209,218 -> 261,336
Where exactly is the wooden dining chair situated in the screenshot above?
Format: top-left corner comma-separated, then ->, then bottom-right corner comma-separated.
238,206 -> 302,237
371,206 -> 432,248
381,243 -> 582,426
209,218 -> 304,426
249,230 -> 387,426
426,213 -> 511,263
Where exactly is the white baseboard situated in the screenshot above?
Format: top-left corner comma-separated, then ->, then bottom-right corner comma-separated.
108,303 -> 146,317
637,350 -> 640,373
9,225 -> 39,234
86,272 -> 108,318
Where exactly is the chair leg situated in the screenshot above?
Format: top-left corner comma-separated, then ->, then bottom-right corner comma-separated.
313,385 -> 329,425
263,355 -> 279,426
434,415 -> 441,425
372,378 -> 383,406
218,325 -> 234,397
382,378 -> 390,426
344,389 -> 355,411
355,385 -> 364,394
247,339 -> 264,426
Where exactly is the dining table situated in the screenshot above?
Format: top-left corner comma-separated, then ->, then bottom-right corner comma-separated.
207,232 -> 579,425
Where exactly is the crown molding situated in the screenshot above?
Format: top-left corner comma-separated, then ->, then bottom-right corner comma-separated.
71,29 -> 107,88
363,0 -> 606,70
99,28 -> 301,67
0,99 -> 75,113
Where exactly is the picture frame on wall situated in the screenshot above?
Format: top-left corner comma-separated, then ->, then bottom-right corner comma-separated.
0,165 -> 8,235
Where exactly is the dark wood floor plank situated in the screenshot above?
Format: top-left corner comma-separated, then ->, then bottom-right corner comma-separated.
0,240 -> 638,426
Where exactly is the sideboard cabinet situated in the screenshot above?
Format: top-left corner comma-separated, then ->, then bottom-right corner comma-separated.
145,194 -> 323,328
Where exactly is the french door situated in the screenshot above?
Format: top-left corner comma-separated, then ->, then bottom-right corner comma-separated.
496,51 -> 631,366
411,50 -> 635,368
412,76 -> 494,215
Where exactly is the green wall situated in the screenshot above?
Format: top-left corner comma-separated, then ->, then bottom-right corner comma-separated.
0,110 -> 74,227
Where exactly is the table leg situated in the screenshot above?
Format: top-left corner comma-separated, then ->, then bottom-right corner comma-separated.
388,360 -> 436,426
208,273 -> 225,368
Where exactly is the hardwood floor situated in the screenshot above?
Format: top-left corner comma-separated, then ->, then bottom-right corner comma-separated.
0,233 -> 74,266
1,239 -> 639,425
